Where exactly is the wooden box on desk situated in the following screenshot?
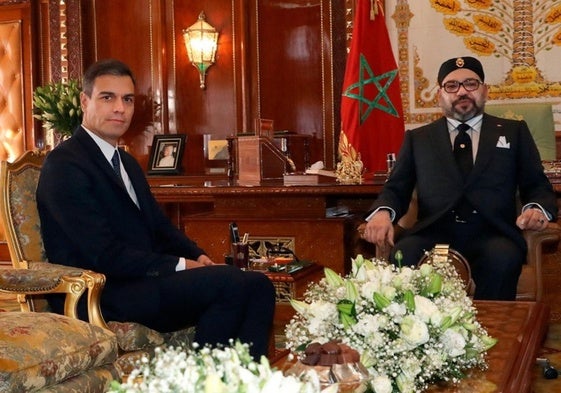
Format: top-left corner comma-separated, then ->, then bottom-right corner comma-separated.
237,136 -> 286,184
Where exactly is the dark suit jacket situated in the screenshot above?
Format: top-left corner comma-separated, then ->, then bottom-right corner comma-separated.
371,114 -> 558,253
37,127 -> 206,319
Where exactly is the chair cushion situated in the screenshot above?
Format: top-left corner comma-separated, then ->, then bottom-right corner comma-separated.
0,312 -> 118,392
37,364 -> 118,393
108,324 -> 195,378
486,103 -> 555,160
107,321 -> 165,352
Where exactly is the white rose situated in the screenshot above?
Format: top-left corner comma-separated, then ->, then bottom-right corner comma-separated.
400,315 -> 429,347
371,375 -> 393,393
414,295 -> 441,325
400,356 -> 422,379
360,281 -> 380,300
379,266 -> 395,285
396,372 -> 416,393
440,328 -> 467,357
381,285 -> 397,301
396,266 -> 414,283
260,371 -> 300,393
365,266 -> 384,282
352,313 -> 381,336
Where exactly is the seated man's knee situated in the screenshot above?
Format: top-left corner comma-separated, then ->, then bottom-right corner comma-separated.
479,239 -> 524,275
244,271 -> 275,299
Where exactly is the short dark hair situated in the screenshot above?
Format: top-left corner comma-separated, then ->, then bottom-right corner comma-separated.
82,59 -> 136,96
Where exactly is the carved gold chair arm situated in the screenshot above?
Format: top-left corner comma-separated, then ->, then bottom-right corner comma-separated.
0,261 -> 109,330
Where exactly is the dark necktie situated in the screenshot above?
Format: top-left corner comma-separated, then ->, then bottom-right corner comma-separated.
111,151 -> 124,184
454,123 -> 473,179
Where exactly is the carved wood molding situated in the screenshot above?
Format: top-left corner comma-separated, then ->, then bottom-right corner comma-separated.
45,0 -> 82,81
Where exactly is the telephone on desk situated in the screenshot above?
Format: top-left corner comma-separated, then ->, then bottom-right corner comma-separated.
266,244 -> 311,273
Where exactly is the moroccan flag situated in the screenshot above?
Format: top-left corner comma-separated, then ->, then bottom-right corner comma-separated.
340,0 -> 404,173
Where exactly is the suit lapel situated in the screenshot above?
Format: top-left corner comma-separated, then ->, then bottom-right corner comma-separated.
120,153 -> 150,211
74,128 -> 141,210
74,128 -> 125,188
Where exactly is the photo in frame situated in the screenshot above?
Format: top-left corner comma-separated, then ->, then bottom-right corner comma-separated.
147,134 -> 186,175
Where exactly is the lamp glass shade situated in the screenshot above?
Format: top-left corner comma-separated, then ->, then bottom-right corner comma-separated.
183,12 -> 218,89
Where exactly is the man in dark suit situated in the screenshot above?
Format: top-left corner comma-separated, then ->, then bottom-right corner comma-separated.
361,56 -> 557,300
36,59 -> 275,359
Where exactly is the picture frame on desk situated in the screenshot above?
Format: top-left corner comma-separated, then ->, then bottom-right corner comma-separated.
147,134 -> 186,175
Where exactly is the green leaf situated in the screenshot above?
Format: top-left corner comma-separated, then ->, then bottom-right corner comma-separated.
324,267 -> 344,288
337,299 -> 357,328
289,299 -> 309,315
33,79 -> 82,136
345,280 -> 359,302
404,289 -> 415,312
373,292 -> 391,310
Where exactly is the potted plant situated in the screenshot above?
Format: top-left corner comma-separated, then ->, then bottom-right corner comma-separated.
33,79 -> 82,146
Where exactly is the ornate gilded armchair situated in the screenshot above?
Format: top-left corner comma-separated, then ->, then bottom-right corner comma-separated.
0,150 -> 193,387
0,150 -> 107,323
0,150 -> 120,391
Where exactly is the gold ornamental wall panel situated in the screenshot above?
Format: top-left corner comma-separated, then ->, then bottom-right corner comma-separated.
381,0 -> 561,128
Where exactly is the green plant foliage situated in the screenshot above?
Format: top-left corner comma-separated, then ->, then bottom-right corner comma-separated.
33,79 -> 82,136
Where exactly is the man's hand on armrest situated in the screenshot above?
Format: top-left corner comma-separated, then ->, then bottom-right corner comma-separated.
516,207 -> 550,231
360,209 -> 395,248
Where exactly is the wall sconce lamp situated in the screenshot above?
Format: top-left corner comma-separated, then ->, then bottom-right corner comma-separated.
183,11 -> 219,89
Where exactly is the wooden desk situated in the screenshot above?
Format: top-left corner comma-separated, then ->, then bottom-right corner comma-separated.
147,173 -> 561,275
149,179 -> 383,274
273,301 -> 549,393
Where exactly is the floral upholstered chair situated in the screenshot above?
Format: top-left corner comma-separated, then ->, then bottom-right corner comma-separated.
0,311 -> 119,392
0,150 -> 194,389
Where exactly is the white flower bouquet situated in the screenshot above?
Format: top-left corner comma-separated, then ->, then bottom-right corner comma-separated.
107,340 -> 326,393
285,252 -> 497,393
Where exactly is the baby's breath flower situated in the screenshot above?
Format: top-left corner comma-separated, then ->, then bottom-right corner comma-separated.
108,341 -> 321,393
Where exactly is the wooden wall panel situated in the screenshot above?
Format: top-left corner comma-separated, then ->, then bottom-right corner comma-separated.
169,0 -> 237,175
248,0 -> 346,169
80,0 -> 347,174
83,0 -> 164,169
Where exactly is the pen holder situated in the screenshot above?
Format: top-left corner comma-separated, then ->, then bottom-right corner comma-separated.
232,242 -> 249,270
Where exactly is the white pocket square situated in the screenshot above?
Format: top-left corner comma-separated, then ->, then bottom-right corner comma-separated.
496,136 -> 510,149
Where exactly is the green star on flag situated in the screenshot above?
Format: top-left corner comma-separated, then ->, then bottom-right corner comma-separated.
343,54 -> 400,125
